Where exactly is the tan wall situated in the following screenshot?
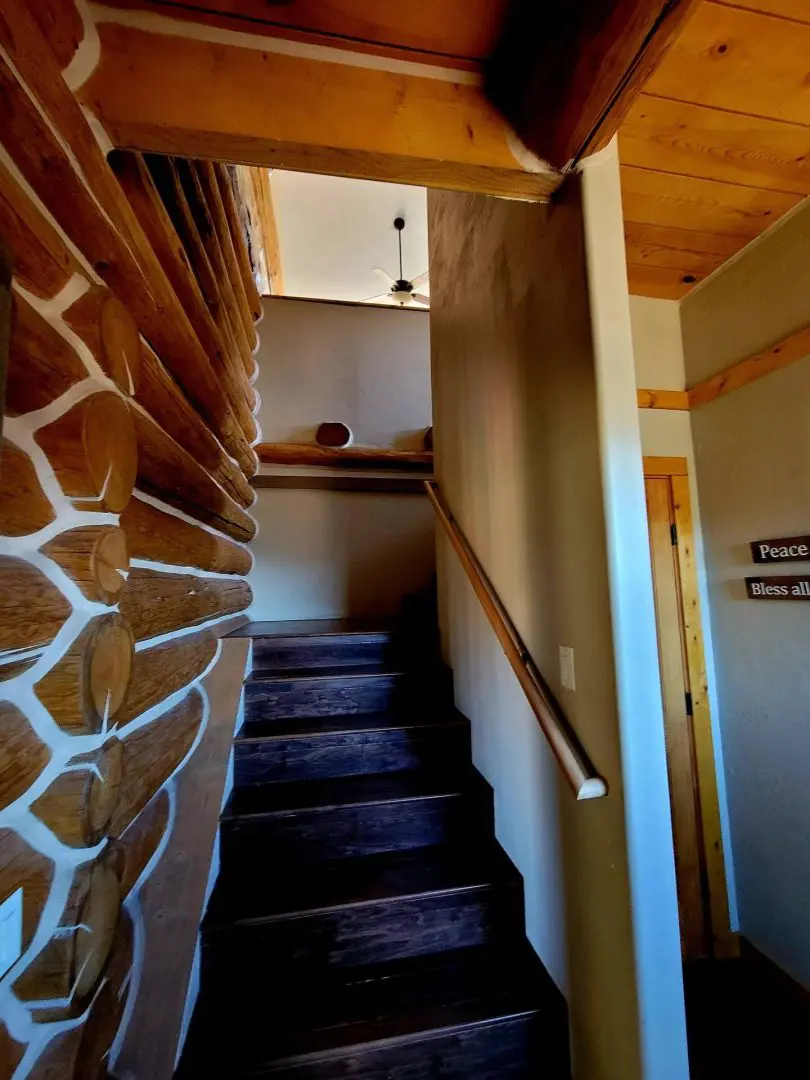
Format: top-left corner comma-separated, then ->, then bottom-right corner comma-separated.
680,202 -> 810,988
428,145 -> 687,1080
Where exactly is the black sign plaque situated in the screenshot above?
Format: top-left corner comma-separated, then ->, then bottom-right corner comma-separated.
751,536 -> 810,563
746,576 -> 810,600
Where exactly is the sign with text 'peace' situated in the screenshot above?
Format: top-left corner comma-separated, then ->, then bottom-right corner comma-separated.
751,536 -> 810,563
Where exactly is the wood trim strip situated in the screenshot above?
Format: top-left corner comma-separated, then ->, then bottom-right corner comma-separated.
257,443 -> 434,472
425,480 -> 607,801
643,455 -> 689,476
669,472 -> 736,958
688,325 -> 810,409
637,388 -> 691,410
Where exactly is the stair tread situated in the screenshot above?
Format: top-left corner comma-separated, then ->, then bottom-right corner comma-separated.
206,843 -> 516,926
228,618 -> 399,640
237,708 -> 468,741
248,662 -> 413,682
185,946 -> 558,1071
225,768 -> 475,818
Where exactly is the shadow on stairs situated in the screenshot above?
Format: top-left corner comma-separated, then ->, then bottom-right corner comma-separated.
176,618 -> 570,1079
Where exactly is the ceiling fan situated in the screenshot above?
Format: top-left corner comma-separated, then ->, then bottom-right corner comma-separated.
366,217 -> 430,307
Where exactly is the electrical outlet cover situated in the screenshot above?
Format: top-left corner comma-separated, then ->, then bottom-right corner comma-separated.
559,646 -> 576,692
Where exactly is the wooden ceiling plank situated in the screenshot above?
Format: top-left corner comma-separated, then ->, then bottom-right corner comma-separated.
719,0 -> 810,26
645,2 -> 810,128
621,164 -> 802,239
620,94 -> 810,196
485,0 -> 701,170
96,0 -> 510,64
78,22 -> 560,201
626,262 -> 707,298
625,236 -> 728,276
624,221 -> 745,258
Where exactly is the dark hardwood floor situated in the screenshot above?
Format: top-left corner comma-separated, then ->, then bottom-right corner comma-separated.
176,619 -> 570,1078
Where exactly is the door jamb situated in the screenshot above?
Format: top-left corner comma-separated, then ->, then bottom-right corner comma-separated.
643,455 -> 737,959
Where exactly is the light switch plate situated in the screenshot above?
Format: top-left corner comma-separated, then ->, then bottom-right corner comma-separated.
0,888 -> 23,979
559,646 -> 576,692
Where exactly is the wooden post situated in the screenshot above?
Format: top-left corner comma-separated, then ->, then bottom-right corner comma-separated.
0,440 -> 56,537
34,613 -> 135,735
31,739 -> 124,847
62,288 -> 142,396
218,164 -> 263,321
41,525 -> 129,605
120,497 -> 251,575
35,392 -> 137,514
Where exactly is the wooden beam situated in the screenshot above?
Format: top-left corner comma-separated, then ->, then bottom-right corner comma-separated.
485,0 -> 701,170
251,169 -> 283,296
637,389 -> 691,410
257,443 -> 434,472
688,325 -> 810,409
78,21 -> 561,201
217,165 -> 263,321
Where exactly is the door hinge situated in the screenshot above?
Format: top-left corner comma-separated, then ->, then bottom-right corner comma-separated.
685,690 -> 694,717
670,522 -> 678,546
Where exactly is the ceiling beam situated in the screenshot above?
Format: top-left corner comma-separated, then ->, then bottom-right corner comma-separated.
485,0 -> 700,170
77,18 -> 561,201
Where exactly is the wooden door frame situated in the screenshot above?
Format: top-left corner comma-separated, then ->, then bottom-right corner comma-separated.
643,455 -> 737,959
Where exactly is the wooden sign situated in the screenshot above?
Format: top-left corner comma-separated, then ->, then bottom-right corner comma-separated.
751,536 -> 810,563
746,576 -> 810,600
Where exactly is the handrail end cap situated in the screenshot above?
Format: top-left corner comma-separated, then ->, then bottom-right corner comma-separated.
577,777 -> 608,800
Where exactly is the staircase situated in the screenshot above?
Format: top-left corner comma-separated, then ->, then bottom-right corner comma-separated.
177,619 -> 570,1079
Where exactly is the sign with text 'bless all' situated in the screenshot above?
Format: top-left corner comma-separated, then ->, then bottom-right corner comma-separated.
751,536 -> 810,563
746,576 -> 810,600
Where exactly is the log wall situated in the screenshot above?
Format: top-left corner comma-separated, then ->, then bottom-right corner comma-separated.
0,4 -> 258,1076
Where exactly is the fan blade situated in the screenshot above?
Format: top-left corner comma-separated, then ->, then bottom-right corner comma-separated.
372,267 -> 397,287
410,271 -> 429,288
411,293 -> 431,306
363,292 -> 396,304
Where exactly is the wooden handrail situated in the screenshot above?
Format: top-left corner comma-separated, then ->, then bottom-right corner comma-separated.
425,481 -> 608,801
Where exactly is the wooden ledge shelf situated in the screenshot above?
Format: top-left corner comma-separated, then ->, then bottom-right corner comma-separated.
256,443 -> 433,473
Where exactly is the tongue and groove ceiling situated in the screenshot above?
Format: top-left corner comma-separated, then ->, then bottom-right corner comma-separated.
93,0 -> 810,300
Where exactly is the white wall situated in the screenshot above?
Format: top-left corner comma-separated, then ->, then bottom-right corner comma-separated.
429,145 -> 688,1080
250,297 -> 435,620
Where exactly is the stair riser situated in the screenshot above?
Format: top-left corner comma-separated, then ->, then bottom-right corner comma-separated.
245,674 -> 416,721
252,635 -> 399,673
254,1015 -> 555,1080
204,886 -> 523,976
234,727 -> 470,785
221,793 -> 492,865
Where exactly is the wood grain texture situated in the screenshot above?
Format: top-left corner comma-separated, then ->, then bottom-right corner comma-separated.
29,0 -> 86,70
119,568 -> 252,641
0,157 -> 84,301
621,165 -> 801,240
0,556 -> 73,652
6,292 -> 88,416
486,0 -> 701,168
31,739 -> 124,848
35,392 -> 137,514
136,344 -> 256,509
14,852 -> 120,1021
35,614 -> 135,735
73,908 -> 134,1080
0,829 -> 54,948
637,388 -> 691,409
688,324 -> 810,407
115,630 -> 219,729
120,496 -> 251,574
62,287 -> 142,396
109,150 -> 258,433
27,1026 -> 83,1080
116,790 -> 171,896
646,1 -> 810,128
0,439 -> 56,537
79,23 -> 561,202
626,263 -> 707,299
620,93 -> 810,196
41,525 -> 129,604
250,167 -> 283,295
0,5 -> 254,472
257,443 -> 434,471
0,703 -> 51,812
110,689 -> 204,835
219,163 -> 263,319
0,1023 -> 25,1077
130,404 -> 257,541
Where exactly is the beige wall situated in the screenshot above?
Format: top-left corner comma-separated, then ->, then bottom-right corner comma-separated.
250,296 -> 435,620
429,145 -> 687,1080
680,202 -> 810,988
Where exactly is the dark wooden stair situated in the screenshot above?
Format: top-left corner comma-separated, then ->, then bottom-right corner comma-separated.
177,619 -> 570,1079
